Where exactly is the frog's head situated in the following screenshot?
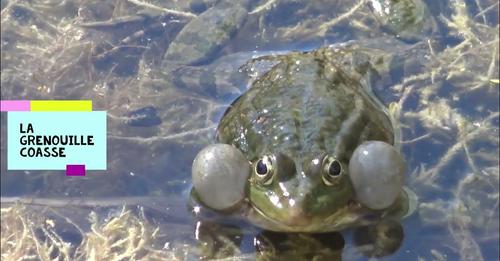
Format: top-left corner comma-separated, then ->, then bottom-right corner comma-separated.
246,151 -> 353,231
192,141 -> 405,232
246,140 -> 405,231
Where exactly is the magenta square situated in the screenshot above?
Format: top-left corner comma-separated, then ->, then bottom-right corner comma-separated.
66,165 -> 86,176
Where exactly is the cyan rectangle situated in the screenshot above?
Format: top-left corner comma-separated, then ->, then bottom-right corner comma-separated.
7,112 -> 106,170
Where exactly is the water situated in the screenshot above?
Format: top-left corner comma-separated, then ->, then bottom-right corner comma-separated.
1,0 -> 498,260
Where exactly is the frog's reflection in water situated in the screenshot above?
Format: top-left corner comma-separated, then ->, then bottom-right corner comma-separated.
254,230 -> 344,260
194,219 -> 404,260
353,219 -> 404,258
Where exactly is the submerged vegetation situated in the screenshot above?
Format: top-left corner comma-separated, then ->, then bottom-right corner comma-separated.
1,0 -> 498,260
1,204 -> 192,260
392,2 -> 499,261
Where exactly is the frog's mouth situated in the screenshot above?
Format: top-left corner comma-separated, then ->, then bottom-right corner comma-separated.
244,201 -> 364,233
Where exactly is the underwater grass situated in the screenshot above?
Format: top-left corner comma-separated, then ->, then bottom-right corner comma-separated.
1,204 -> 188,260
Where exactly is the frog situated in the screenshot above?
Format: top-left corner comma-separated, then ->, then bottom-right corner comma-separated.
162,0 -> 437,66
190,42 -> 418,236
73,0 -> 436,77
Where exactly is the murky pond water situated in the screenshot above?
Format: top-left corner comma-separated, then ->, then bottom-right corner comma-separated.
1,0 -> 498,260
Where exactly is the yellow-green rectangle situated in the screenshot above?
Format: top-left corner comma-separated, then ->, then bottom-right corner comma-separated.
30,100 -> 92,111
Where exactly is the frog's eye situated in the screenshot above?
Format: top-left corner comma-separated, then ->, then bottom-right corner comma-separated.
254,155 -> 275,185
322,156 -> 343,186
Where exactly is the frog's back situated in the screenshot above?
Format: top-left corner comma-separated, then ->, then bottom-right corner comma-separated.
217,47 -> 395,161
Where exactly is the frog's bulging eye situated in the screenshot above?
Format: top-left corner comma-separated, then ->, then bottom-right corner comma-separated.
328,160 -> 342,176
256,160 -> 268,174
322,156 -> 343,186
254,155 -> 275,185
